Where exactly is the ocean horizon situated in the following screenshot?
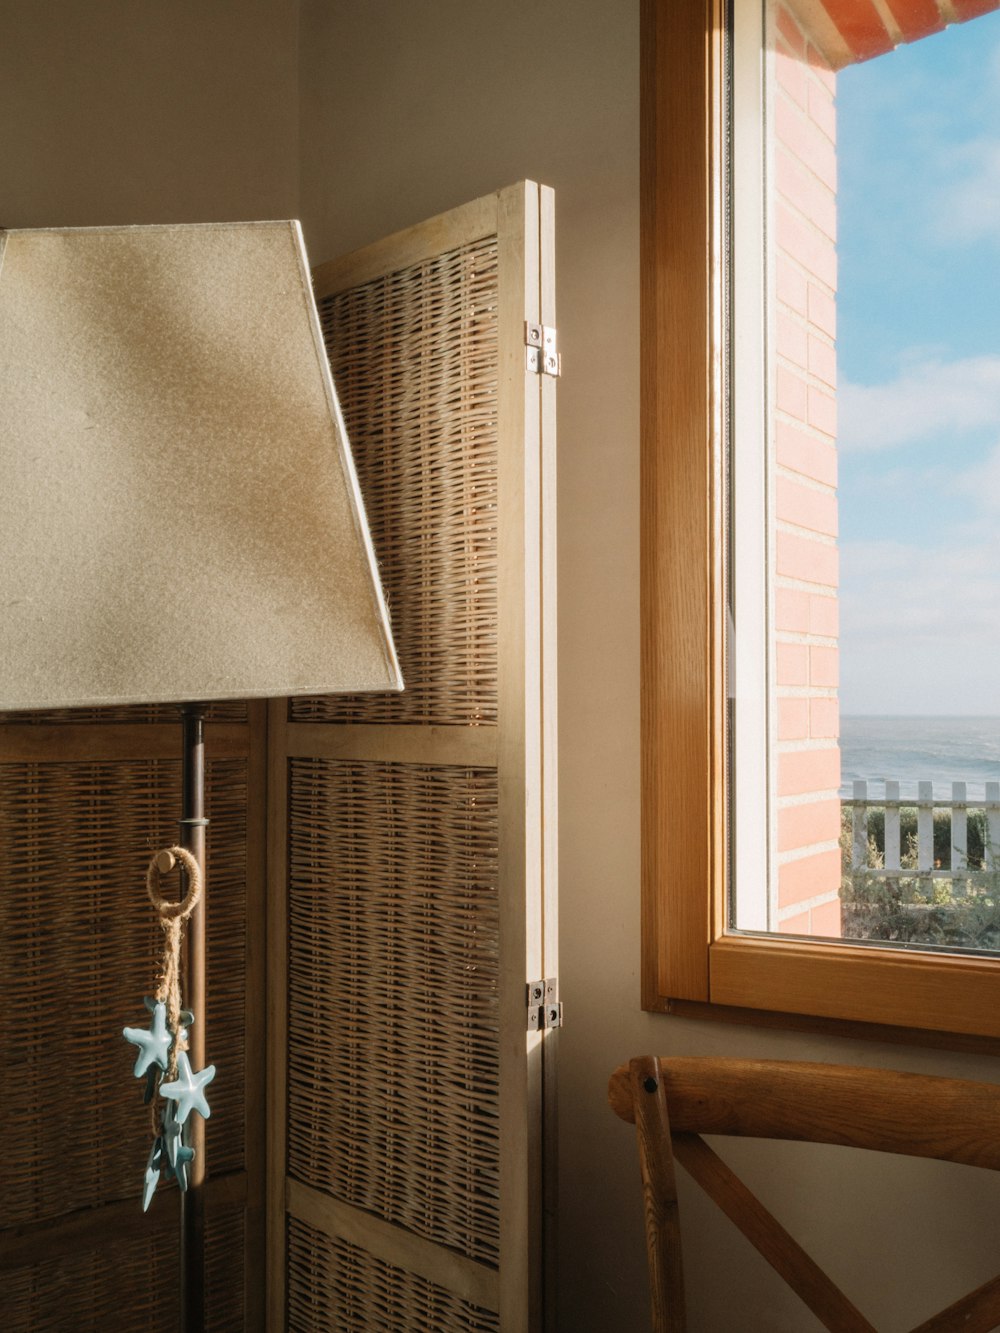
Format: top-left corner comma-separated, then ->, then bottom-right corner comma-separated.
839,715 -> 1000,800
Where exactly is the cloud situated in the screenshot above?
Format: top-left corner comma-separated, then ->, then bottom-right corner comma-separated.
839,356 -> 1000,452
842,538 -> 1000,639
933,137 -> 1000,247
947,438 -> 1000,513
839,536 -> 1000,713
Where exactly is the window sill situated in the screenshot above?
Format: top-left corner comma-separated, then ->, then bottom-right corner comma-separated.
649,931 -> 1000,1053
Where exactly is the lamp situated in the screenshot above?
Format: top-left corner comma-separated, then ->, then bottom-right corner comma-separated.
0,220 -> 402,1330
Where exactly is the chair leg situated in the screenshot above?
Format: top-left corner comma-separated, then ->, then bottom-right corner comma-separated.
630,1056 -> 687,1333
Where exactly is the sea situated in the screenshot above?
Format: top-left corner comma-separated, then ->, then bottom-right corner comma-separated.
839,716 -> 1000,801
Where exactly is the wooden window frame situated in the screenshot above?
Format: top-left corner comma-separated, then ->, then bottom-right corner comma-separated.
640,0 -> 1000,1050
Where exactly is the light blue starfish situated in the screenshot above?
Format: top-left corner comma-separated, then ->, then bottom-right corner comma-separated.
167,1147 -> 195,1191
159,1051 -> 216,1124
142,1135 -> 166,1213
123,1001 -> 172,1078
163,1100 -> 181,1138
165,1135 -> 196,1191
163,1106 -> 193,1188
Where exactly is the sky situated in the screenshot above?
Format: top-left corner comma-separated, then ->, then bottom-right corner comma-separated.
833,11 -> 1000,715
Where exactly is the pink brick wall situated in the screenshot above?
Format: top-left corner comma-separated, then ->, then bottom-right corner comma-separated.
771,3 -> 841,936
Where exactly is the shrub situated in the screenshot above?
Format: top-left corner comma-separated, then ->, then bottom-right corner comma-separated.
846,807 -> 988,872
840,807 -> 1000,949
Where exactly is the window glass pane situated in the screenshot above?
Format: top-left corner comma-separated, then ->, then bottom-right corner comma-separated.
729,0 -> 1000,952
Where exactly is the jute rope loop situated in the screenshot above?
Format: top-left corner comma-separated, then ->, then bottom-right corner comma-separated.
146,845 -> 202,920
145,846 -> 202,1089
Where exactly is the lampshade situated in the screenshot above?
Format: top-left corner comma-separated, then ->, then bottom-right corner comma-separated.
0,220 -> 401,709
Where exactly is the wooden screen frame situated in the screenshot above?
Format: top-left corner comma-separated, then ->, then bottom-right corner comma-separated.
266,181 -> 558,1331
639,0 -> 1000,1048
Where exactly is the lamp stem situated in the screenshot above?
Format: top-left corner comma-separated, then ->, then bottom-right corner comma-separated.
179,703 -> 208,1333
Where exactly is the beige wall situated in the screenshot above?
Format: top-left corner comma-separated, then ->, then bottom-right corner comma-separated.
0,0 -> 299,229
5,1 -> 1000,1327
298,4 -> 1000,1330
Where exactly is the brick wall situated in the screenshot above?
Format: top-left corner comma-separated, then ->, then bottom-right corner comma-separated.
770,2 -> 841,935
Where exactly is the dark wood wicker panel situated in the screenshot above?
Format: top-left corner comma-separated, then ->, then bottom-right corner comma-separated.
287,1218 -> 500,1333
291,236 -> 499,727
0,757 -> 247,1229
0,1201 -> 244,1333
1,701 -> 248,724
205,1201 -> 247,1332
287,759 -> 500,1264
1,1228 -> 179,1333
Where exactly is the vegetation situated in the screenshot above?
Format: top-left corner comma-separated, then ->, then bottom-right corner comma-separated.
840,806 -> 1000,950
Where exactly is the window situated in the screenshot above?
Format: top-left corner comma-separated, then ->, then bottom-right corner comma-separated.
641,0 -> 1000,1044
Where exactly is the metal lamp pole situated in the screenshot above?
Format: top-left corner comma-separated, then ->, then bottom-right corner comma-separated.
179,704 -> 208,1333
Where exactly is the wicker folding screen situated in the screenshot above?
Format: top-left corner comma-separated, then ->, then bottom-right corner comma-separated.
268,183 -> 559,1331
0,705 -> 267,1330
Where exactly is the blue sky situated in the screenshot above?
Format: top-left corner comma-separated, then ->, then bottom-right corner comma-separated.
834,12 -> 1000,714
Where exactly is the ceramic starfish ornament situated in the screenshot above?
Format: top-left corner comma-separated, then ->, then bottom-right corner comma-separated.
163,1100 -> 181,1149
161,1105 -> 194,1190
165,1138 -> 196,1191
123,1000 -> 172,1078
143,1135 -> 167,1213
159,1051 -> 216,1124
166,1145 -> 195,1192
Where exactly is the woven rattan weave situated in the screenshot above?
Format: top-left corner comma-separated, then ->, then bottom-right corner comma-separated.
0,752 -> 249,1328
1,701 -> 248,724
287,1218 -> 500,1333
287,758 -> 500,1264
1,1201 -> 245,1331
291,236 -> 499,727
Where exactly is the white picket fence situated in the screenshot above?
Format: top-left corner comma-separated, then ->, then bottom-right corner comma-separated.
847,780 -> 1000,876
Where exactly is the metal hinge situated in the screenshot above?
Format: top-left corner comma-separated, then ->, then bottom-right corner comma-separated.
527,977 -> 563,1031
525,322 -> 561,378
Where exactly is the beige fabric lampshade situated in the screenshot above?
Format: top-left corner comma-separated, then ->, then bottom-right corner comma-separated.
0,221 -> 402,709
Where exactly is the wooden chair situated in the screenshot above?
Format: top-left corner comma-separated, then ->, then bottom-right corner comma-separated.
609,1056 -> 1000,1332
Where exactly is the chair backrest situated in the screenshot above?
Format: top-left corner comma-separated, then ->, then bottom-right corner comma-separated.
609,1056 -> 1000,1333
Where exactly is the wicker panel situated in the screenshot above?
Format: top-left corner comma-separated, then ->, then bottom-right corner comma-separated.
205,1201 -> 247,1332
1,1228 -> 178,1333
291,235 -> 499,726
287,759 -> 500,1263
201,762 -> 250,1180
0,757 -> 247,1229
287,1218 -> 500,1333
1,701 -> 248,724
0,1202 -> 244,1333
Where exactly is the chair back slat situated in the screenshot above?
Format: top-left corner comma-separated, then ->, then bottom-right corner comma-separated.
611,1058 -> 1000,1170
907,1271 -> 1000,1333
672,1132 -> 875,1333
611,1056 -> 1000,1333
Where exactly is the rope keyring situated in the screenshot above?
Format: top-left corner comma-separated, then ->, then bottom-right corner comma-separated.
123,845 -> 216,1208
146,846 -> 202,1083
